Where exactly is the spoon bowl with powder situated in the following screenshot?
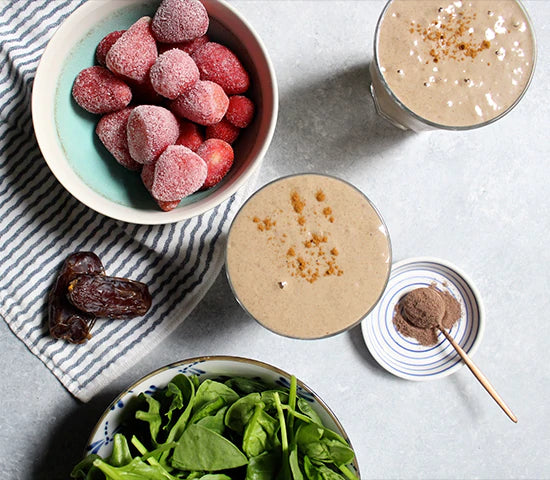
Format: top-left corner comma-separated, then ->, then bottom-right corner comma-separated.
396,287 -> 517,423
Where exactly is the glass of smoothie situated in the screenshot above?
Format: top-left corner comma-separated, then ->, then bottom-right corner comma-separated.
225,173 -> 391,339
369,0 -> 536,131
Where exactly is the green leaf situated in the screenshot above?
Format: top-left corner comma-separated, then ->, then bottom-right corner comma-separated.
297,398 -> 322,426
189,397 -> 225,425
193,380 -> 239,413
296,424 -> 354,468
243,404 -> 280,458
135,394 -> 162,444
225,393 -> 263,434
196,475 -> 233,480
92,457 -> 179,480
245,451 -> 280,480
164,374 -> 196,425
172,423 -> 248,471
224,377 -> 270,395
108,434 -> 133,467
196,405 -> 228,435
289,445 -> 305,480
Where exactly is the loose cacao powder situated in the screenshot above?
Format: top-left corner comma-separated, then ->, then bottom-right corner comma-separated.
393,286 -> 461,346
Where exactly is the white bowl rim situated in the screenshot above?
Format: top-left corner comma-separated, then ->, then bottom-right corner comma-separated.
32,0 -> 278,225
361,255 -> 486,381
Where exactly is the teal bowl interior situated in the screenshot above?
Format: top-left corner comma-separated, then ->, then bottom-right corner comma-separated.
49,0 -> 273,218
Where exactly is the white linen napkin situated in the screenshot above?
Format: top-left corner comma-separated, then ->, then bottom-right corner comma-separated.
0,0 -> 257,402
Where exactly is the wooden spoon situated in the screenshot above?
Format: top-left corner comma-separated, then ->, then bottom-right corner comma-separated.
438,327 -> 518,423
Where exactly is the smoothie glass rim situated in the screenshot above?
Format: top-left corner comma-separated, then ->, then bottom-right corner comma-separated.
371,0 -> 538,131
224,172 -> 393,340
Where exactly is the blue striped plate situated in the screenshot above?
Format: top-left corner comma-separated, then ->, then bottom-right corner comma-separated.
361,257 -> 484,381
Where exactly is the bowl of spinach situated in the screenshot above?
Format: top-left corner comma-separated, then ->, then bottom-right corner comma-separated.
72,355 -> 360,479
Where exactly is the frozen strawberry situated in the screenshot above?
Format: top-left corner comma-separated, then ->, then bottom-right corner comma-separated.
192,42 -> 250,95
149,49 -> 199,99
96,108 -> 141,170
142,145 -> 207,201
226,95 -> 255,128
141,162 -> 155,192
72,66 -> 132,114
169,80 -> 228,126
152,0 -> 209,43
196,138 -> 234,189
176,119 -> 204,152
205,118 -> 240,144
95,30 -> 125,66
157,199 -> 180,211
158,35 -> 209,56
127,105 -> 179,164
106,17 -> 157,83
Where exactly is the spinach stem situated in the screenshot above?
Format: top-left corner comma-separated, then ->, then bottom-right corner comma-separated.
274,392 -> 288,454
131,435 -> 161,467
287,375 -> 297,440
339,463 -> 360,480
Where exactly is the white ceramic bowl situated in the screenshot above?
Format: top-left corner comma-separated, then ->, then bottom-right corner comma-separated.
32,0 -> 278,224
361,257 -> 485,381
85,356 -> 360,475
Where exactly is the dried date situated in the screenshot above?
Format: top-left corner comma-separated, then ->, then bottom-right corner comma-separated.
48,252 -> 105,344
67,274 -> 152,320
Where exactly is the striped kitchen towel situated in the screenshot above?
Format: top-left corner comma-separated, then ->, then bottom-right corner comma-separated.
0,0 -> 258,402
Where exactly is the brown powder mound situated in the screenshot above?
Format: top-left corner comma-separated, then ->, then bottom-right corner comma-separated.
393,286 -> 462,346
401,288 -> 444,329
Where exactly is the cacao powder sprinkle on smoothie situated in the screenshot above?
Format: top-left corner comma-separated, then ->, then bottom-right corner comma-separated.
226,174 -> 391,338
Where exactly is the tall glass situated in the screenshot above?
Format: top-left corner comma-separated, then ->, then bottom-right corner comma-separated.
369,0 -> 536,131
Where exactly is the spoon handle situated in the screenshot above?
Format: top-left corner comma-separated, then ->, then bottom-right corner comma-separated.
439,328 -> 518,423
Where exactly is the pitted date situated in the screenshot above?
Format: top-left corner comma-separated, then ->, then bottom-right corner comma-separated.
48,252 -> 105,344
67,274 -> 152,320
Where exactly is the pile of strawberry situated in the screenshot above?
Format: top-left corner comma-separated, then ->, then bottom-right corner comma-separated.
71,0 -> 255,211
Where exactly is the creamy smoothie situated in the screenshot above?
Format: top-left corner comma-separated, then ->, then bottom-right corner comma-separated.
371,0 -> 535,129
226,174 -> 391,339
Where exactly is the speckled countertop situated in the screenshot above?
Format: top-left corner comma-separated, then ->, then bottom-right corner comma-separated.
1,1 -> 549,478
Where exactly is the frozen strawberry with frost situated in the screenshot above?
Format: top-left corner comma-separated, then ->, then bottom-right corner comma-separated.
226,95 -> 255,128
157,199 -> 180,211
72,66 -> 132,114
196,138 -> 234,189
96,107 -> 141,171
176,119 -> 204,152
158,34 -> 209,56
126,105 -> 179,164
169,80 -> 228,126
106,17 -> 157,83
141,145 -> 207,201
149,49 -> 199,99
192,42 -> 250,95
95,30 -> 125,66
205,118 -> 240,144
152,0 -> 209,44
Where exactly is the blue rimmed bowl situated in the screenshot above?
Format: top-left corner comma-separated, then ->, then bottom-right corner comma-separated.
85,355 -> 360,476
361,257 -> 485,380
32,0 -> 278,224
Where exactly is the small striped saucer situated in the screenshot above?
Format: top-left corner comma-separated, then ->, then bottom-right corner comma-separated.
361,257 -> 484,381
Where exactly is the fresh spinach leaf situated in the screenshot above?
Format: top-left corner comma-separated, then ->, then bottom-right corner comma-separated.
225,377 -> 270,395
245,451 -> 280,480
196,405 -> 228,435
242,404 -> 280,458
108,433 -> 133,467
135,394 -> 162,444
193,380 -> 239,413
225,393 -> 263,434
172,423 -> 248,471
296,424 -> 354,468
